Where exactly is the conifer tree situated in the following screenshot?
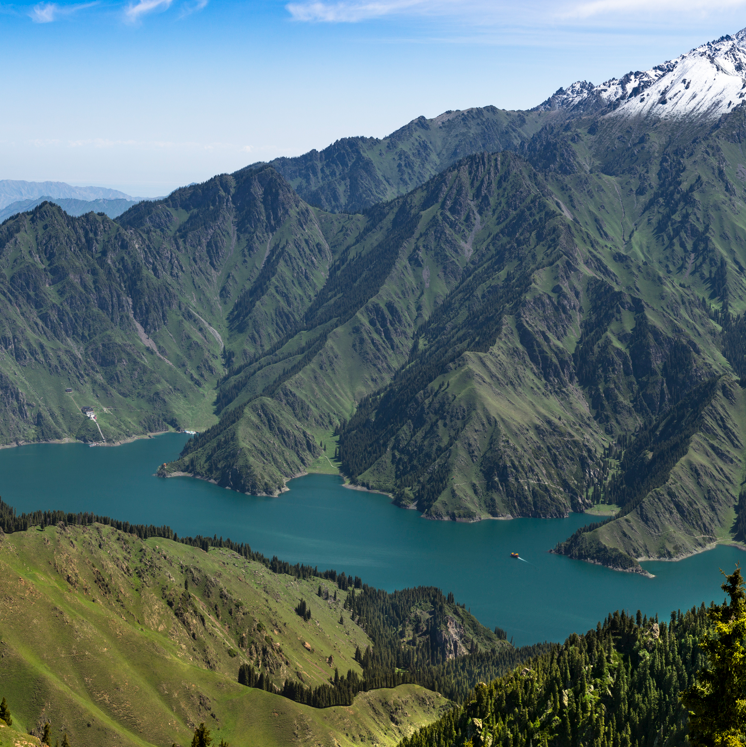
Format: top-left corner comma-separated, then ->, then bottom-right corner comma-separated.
41,722 -> 51,745
191,723 -> 212,747
0,697 -> 11,726
682,567 -> 746,746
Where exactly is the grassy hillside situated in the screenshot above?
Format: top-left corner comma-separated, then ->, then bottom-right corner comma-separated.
0,721 -> 43,747
0,522 -> 452,746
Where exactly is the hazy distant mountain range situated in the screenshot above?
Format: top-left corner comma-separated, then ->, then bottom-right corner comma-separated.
0,179 -> 137,210
0,196 -> 139,222
4,29 -> 746,576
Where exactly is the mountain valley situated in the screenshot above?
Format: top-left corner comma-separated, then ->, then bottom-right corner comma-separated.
4,30 -> 746,575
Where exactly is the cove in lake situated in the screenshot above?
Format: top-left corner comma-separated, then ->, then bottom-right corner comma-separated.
1,433 -> 743,647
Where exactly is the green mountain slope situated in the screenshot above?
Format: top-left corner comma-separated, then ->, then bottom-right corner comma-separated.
0,203 -> 220,444
6,65 -> 746,564
325,110 -> 746,547
554,376 -> 745,573
0,522 -> 452,746
261,107 -> 552,213
0,167 -> 346,450
0,720 -> 44,747
153,107 -> 746,553
164,151 -> 610,508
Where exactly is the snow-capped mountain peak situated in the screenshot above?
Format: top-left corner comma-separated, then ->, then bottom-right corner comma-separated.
535,30 -> 746,120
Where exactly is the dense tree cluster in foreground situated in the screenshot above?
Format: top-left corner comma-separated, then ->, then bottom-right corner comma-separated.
400,607 -> 709,747
401,569 -> 746,747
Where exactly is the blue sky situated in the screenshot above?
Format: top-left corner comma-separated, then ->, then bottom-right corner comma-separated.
2,0 -> 746,196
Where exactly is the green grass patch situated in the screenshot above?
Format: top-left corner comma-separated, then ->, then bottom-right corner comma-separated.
585,504 -> 621,516
307,430 -> 341,474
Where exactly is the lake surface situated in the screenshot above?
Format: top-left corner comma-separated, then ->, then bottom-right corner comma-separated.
1,433 -> 742,647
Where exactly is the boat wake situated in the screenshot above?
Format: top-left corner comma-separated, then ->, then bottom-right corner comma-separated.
510,553 -> 532,565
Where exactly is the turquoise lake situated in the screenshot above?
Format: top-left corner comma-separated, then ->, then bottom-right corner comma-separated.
1,433 -> 743,647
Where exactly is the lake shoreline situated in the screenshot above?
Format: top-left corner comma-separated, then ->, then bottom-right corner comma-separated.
342,481 -> 393,499
0,429 -> 174,451
163,468 -> 306,498
549,549 -> 656,579
2,438 -> 744,647
638,539 -> 746,565
2,438 -> 739,582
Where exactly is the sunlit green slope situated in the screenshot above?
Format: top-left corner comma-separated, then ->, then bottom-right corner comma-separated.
0,522 -> 453,746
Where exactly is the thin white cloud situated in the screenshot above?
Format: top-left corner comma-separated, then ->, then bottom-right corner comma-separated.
287,0 -> 746,26
286,0 -> 460,23
124,0 -> 173,23
29,1 -> 96,23
30,3 -> 57,21
124,0 -> 208,22
27,0 -> 204,24
179,0 -> 208,17
565,0 -> 746,17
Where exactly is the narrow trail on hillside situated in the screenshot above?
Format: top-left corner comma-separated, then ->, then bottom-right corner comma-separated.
190,308 -> 224,350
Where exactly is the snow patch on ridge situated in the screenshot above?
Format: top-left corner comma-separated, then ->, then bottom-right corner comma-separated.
536,29 -> 746,121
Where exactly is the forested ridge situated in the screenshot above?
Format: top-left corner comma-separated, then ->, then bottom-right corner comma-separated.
237,582 -> 550,709
399,606 -> 711,747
